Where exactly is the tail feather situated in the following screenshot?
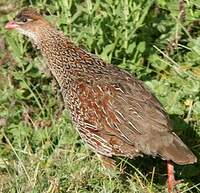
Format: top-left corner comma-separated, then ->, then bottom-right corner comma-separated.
159,133 -> 197,165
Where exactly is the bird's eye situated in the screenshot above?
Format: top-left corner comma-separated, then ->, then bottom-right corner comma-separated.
22,18 -> 28,22
14,16 -> 33,23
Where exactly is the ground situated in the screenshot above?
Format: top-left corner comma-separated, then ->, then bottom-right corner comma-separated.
0,0 -> 200,192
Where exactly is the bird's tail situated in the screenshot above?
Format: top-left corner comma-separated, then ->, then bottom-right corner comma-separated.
159,133 -> 197,165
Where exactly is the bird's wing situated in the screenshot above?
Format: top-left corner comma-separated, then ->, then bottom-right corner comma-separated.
74,69 -> 172,145
72,69 -> 197,163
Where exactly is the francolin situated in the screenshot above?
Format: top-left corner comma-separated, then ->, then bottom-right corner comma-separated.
5,8 -> 197,192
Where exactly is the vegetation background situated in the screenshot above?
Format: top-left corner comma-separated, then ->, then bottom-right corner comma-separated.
0,0 -> 200,192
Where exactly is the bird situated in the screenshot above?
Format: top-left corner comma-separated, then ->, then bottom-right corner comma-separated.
5,7 -> 197,192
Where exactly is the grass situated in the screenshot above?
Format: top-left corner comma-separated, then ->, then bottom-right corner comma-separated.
0,0 -> 200,192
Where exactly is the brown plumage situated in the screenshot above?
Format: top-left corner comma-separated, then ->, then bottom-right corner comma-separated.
5,7 -> 197,192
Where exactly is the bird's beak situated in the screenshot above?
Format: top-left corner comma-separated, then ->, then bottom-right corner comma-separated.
5,21 -> 19,30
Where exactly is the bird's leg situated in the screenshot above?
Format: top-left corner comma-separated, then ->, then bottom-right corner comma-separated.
167,161 -> 182,192
97,154 -> 117,180
97,154 -> 116,170
167,160 -> 175,192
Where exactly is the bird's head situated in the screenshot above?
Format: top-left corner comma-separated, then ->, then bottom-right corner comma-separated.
5,8 -> 51,43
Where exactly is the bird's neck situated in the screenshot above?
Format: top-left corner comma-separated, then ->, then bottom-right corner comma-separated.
36,27 -> 88,87
34,26 -> 108,98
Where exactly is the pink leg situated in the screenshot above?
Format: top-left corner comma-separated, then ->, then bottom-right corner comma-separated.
167,161 -> 183,192
167,160 -> 174,192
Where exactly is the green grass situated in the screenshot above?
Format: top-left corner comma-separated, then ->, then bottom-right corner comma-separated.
0,0 -> 200,192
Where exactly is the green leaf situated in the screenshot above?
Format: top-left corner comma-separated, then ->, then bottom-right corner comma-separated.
137,41 -> 146,53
